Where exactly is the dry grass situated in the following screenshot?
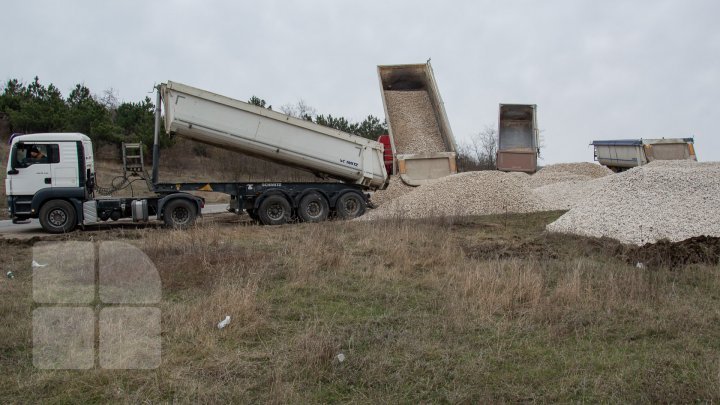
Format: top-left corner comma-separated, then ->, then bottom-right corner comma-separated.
1,212 -> 720,402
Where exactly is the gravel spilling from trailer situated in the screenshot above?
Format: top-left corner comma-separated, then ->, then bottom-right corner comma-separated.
361,171 -> 550,220
370,176 -> 416,206
384,90 -> 446,154
546,161 -> 720,245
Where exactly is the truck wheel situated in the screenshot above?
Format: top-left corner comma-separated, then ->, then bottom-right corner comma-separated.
258,195 -> 291,225
335,192 -> 366,220
298,192 -> 329,223
39,199 -> 77,233
164,199 -> 197,229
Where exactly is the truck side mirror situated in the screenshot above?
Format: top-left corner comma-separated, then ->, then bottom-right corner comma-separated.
7,169 -> 19,175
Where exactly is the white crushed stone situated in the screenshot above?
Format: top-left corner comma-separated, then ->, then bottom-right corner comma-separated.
532,179 -> 604,210
546,161 -> 720,245
529,173 -> 594,188
384,90 -> 446,154
370,176 -> 416,206
506,171 -> 530,179
536,162 -> 613,179
528,163 -> 614,207
529,162 -> 612,188
361,171 -> 550,220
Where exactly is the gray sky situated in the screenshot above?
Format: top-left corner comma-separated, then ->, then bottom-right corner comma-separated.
3,0 -> 718,163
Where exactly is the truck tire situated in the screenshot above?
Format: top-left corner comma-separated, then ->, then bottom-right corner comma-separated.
298,192 -> 329,223
335,192 -> 366,220
163,199 -> 197,229
258,195 -> 291,225
39,199 -> 77,233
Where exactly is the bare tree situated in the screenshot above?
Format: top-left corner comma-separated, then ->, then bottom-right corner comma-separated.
279,103 -> 297,117
296,99 -> 316,120
280,99 -> 316,120
478,125 -> 498,168
457,125 -> 498,171
101,88 -> 120,121
100,87 -> 119,110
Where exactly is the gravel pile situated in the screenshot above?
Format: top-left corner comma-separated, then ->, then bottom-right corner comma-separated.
536,162 -> 613,178
532,179 -> 605,210
506,171 -> 531,180
546,161 -> 720,245
529,163 -> 611,188
370,176 -> 416,206
528,162 -> 614,206
384,90 -> 446,154
529,173 -> 594,188
361,171 -> 549,220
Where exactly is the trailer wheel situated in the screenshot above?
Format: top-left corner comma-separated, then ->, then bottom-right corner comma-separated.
335,192 -> 366,220
164,199 -> 197,229
258,195 -> 291,225
298,192 -> 329,223
39,199 -> 77,233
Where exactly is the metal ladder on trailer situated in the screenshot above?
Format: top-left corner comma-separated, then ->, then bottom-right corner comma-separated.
122,143 -> 145,176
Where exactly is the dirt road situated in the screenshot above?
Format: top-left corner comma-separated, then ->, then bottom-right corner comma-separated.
0,203 -> 229,240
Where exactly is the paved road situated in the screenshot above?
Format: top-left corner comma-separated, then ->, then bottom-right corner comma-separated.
0,203 -> 229,240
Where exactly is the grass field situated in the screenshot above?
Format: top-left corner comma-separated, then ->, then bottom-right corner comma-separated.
1,211 -> 719,402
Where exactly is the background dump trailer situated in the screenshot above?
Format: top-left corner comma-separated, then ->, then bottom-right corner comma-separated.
377,62 -> 457,186
496,104 -> 539,173
591,138 -> 697,172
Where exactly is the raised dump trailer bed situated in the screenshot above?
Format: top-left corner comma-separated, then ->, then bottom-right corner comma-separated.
496,104 -> 539,173
591,138 -> 697,171
161,81 -> 387,189
377,62 -> 458,186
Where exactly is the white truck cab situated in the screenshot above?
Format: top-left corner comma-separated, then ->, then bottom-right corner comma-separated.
5,133 -> 202,233
6,133 -> 94,197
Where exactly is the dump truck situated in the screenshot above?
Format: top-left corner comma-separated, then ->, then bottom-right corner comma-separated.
377,62 -> 458,186
591,138 -> 697,172
496,104 -> 540,173
4,81 -> 388,233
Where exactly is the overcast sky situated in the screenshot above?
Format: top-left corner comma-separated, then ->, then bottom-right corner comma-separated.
3,0 -> 718,163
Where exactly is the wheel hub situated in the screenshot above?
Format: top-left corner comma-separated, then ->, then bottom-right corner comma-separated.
307,201 -> 321,217
267,204 -> 285,220
48,209 -> 67,227
172,207 -> 189,224
344,199 -> 359,215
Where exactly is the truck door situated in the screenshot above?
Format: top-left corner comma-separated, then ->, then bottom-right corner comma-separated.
6,143 -> 59,196
51,142 -> 81,188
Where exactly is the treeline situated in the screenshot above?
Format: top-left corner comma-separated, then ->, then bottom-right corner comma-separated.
0,77 -> 387,153
0,77 -> 160,149
248,96 -> 387,140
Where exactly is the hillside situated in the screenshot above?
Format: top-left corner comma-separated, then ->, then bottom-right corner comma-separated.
2,212 -> 719,401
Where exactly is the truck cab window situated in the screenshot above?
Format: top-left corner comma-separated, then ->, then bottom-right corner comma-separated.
14,144 -> 59,167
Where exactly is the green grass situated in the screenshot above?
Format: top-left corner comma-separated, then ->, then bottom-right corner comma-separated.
1,212 -> 719,402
